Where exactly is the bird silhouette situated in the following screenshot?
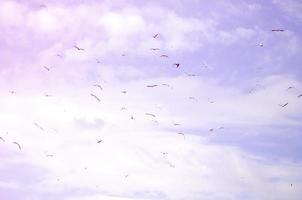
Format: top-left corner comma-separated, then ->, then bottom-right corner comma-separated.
90,93 -> 101,102
43,66 -> 52,71
272,29 -> 285,32
146,85 -> 158,88
121,107 -> 127,111
145,113 -> 156,117
153,33 -> 159,38
150,48 -> 160,51
9,91 -> 16,94
160,55 -> 168,58
279,102 -> 288,107
93,84 -> 103,90
287,86 -> 295,90
189,97 -> 198,102
13,141 -> 21,150
34,123 -> 44,131
298,94 -> 302,98
97,139 -> 102,143
173,63 -> 180,68
0,137 -> 4,142
74,45 -> 84,51
177,132 -> 185,139
121,91 -> 127,94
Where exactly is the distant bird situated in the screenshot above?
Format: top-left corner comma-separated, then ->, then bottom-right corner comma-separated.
90,93 -> 101,102
74,45 -> 84,51
209,128 -> 214,132
287,86 -> 295,90
177,132 -> 185,139
121,91 -> 127,94
279,102 -> 288,107
46,154 -> 54,157
34,123 -> 44,131
272,29 -> 285,32
131,116 -> 135,120
56,54 -> 63,58
145,113 -> 156,117
124,174 -> 129,178
146,85 -> 158,88
298,94 -> 302,98
150,48 -> 160,51
188,96 -> 198,102
44,94 -> 52,97
161,152 -> 168,155
93,84 -> 103,90
43,66 -> 52,71
96,59 -> 101,63
208,98 -> 215,103
13,141 -> 21,150
121,54 -> 126,56
168,162 -> 175,168
173,63 -> 180,68
185,72 -> 197,76
9,91 -> 16,94
0,137 -> 4,142
291,184 -> 293,187
121,107 -> 127,111
153,33 -> 159,38
160,55 -> 168,58
97,139 -> 102,143
173,123 -> 181,126
259,43 -> 264,47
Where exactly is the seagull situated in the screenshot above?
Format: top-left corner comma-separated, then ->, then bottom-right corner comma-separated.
0,137 -> 4,142
146,85 -> 158,88
298,94 -> 302,98
90,93 -> 101,102
97,139 -> 102,143
93,84 -> 103,90
145,113 -> 156,117
121,107 -> 127,111
177,132 -> 185,139
34,123 -> 44,131
121,91 -> 127,94
74,45 -> 84,51
150,48 -> 160,51
272,29 -> 285,32
287,86 -> 295,90
188,96 -> 198,102
160,55 -> 168,58
279,102 -> 288,107
173,123 -> 181,126
209,128 -> 214,132
43,66 -> 52,71
153,33 -> 159,38
173,63 -> 180,68
13,141 -> 21,150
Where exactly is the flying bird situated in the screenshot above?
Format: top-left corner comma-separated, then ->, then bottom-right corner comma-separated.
34,123 -> 44,131
259,43 -> 264,47
46,154 -> 54,157
131,116 -> 135,120
160,55 -> 168,58
121,107 -> 127,111
74,45 -> 84,51
177,132 -> 185,139
56,54 -> 63,58
146,85 -> 158,88
43,66 -> 52,71
161,152 -> 168,155
93,84 -> 103,90
44,94 -> 52,97
173,123 -> 181,126
96,59 -> 101,63
298,94 -> 302,98
188,96 -> 198,102
150,48 -> 160,51
13,141 -> 21,150
208,98 -> 215,103
279,102 -> 288,107
90,93 -> 101,102
209,128 -> 214,132
121,91 -> 127,94
153,33 -> 159,38
145,113 -> 156,117
272,29 -> 285,32
97,139 -> 102,143
185,72 -> 197,76
0,137 -> 4,142
173,63 -> 180,68
9,91 -> 16,94
121,54 -> 126,56
287,86 -> 295,90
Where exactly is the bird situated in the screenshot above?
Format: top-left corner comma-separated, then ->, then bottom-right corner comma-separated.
185,72 -> 197,76
0,137 -> 4,142
173,123 -> 181,126
146,85 -> 158,88
74,45 -> 84,51
9,91 -> 16,94
96,59 -> 101,63
188,97 -> 198,102
93,84 -> 103,90
43,66 -> 52,71
259,43 -> 264,47
44,94 -> 52,97
173,63 -> 180,68
209,128 -> 214,132
161,152 -> 168,155
272,29 -> 285,32
208,98 -> 215,103
90,93 -> 101,102
34,123 -> 44,131
153,33 -> 159,38
150,48 -> 160,51
298,94 -> 302,98
121,107 -> 127,111
124,174 -> 129,178
287,86 -> 295,90
46,154 -> 54,157
121,91 -> 127,94
177,132 -> 185,139
160,55 -> 168,58
13,142 -> 21,150
121,54 -> 126,56
167,162 -> 175,168
279,102 -> 288,107
145,113 -> 156,117
291,184 -> 293,187
131,116 -> 135,120
56,54 -> 63,58
97,139 -> 102,143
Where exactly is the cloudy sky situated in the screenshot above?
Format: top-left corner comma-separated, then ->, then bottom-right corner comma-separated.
1,0 -> 302,199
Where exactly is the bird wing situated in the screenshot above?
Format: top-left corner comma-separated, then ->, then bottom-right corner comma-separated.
13,142 -> 21,150
90,93 -> 101,102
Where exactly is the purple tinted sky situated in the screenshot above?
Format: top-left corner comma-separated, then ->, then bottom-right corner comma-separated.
0,0 -> 302,199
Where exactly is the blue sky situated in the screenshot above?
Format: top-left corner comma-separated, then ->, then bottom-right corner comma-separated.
0,0 -> 302,199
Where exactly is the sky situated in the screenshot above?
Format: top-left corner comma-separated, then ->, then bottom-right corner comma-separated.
0,0 -> 302,199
